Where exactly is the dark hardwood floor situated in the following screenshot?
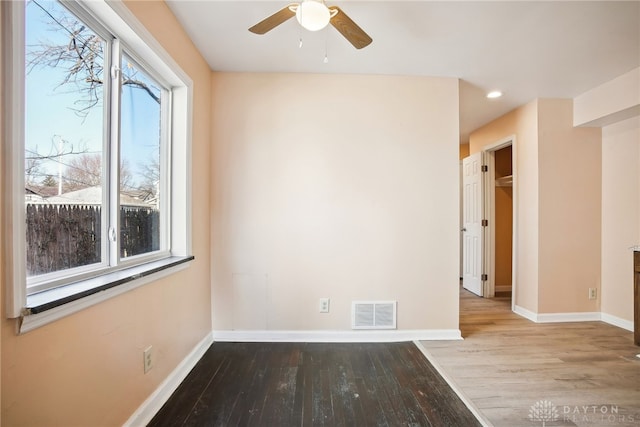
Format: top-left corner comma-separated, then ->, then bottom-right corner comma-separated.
148,341 -> 482,426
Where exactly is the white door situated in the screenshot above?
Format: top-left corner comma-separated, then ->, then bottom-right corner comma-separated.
462,152 -> 484,296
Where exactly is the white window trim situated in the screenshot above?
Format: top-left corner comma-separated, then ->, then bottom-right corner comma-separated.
2,0 -> 28,319
2,0 -> 193,330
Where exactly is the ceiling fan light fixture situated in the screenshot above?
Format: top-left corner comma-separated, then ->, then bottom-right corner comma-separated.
249,2 -> 371,49
295,0 -> 331,32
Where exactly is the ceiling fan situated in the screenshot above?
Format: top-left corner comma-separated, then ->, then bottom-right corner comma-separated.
249,0 -> 372,50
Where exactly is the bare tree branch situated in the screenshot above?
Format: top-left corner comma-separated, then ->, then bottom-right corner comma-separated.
63,153 -> 133,192
27,0 -> 160,119
124,78 -> 161,104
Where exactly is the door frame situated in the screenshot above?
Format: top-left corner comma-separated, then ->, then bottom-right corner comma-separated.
482,136 -> 517,311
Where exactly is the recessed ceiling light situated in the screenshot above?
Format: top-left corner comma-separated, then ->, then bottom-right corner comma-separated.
487,91 -> 503,99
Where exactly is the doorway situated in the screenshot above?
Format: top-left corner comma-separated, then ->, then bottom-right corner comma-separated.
461,137 -> 515,305
487,144 -> 513,300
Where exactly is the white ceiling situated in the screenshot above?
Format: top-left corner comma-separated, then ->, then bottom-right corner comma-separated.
165,1 -> 640,143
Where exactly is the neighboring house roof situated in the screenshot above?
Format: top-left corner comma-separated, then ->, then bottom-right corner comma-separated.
25,185 -> 58,198
41,186 -> 154,207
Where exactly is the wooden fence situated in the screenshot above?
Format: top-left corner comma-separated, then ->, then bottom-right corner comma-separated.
26,204 -> 159,276
120,206 -> 160,258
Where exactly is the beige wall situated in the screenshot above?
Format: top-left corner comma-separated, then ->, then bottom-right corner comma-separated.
577,67 -> 640,325
537,99 -> 601,313
1,2 -> 212,425
601,116 -> 640,322
459,143 -> 470,160
211,73 -> 460,332
574,67 -> 640,127
470,99 -> 602,315
470,100 -> 540,312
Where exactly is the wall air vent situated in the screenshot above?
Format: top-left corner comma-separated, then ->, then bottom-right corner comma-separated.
351,301 -> 397,329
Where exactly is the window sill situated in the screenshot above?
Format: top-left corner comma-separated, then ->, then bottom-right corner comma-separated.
19,256 -> 194,334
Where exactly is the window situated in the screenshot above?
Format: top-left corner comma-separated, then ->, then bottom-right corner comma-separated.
3,0 -> 193,328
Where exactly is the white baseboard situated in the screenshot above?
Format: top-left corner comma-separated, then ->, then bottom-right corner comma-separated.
514,306 -> 601,323
414,341 -> 491,427
536,312 -> 601,323
514,305 -> 537,322
601,312 -> 634,332
123,332 -> 214,427
514,305 -> 636,332
212,329 -> 463,342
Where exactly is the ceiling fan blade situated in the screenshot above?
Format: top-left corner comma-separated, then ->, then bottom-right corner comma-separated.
328,6 -> 372,49
249,4 -> 297,35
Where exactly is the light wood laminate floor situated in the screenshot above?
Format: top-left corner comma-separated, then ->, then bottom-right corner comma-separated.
420,287 -> 640,427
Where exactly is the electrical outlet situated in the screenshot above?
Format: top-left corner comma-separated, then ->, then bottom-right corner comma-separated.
143,346 -> 153,374
319,298 -> 330,313
588,288 -> 597,300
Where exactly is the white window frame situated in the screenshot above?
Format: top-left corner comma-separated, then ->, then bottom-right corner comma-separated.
2,0 -> 193,331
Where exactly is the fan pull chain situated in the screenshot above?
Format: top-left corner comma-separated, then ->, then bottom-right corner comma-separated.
298,0 -> 304,48
323,26 -> 329,63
